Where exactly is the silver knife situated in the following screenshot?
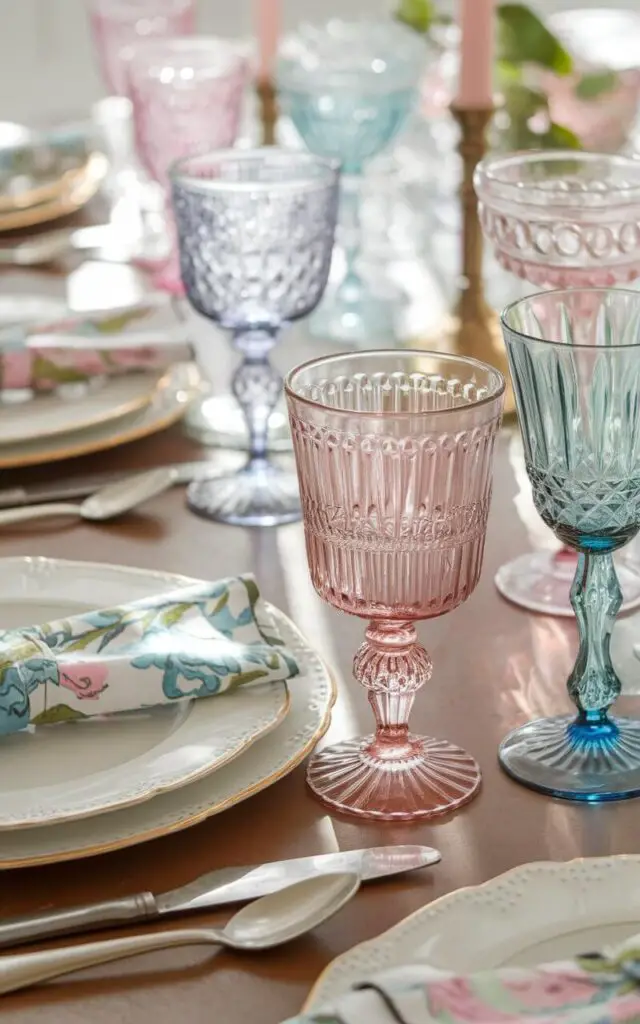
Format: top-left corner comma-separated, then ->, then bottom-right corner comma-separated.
0,846 -> 439,950
0,461 -> 220,509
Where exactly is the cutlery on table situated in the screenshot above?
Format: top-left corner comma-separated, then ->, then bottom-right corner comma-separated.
0,467 -> 175,527
0,873 -> 361,997
0,461 -> 223,510
0,846 -> 440,949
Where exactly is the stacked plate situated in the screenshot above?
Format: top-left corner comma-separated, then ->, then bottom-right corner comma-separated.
0,295 -> 200,468
0,556 -> 335,869
0,122 -> 107,231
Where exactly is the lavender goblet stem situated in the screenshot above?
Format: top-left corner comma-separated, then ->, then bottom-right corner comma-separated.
231,330 -> 281,463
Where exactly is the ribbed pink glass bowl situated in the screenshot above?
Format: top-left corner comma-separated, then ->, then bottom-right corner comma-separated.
285,350 -> 505,821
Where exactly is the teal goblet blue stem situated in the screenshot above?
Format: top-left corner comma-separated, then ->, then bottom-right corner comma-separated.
498,286 -> 640,802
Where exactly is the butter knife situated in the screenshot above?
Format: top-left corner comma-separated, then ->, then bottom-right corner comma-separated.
0,461 -> 219,509
0,846 -> 439,950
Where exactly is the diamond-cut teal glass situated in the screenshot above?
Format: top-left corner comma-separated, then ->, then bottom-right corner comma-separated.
500,287 -> 640,801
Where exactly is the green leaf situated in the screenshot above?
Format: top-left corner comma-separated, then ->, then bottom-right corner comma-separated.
497,4 -> 573,74
65,628 -> 108,652
159,603 -> 191,629
33,704 -> 88,725
574,70 -> 619,99
212,591 -> 229,616
498,81 -> 548,119
227,669 -> 268,689
395,0 -> 435,33
540,122 -> 582,149
31,355 -> 91,385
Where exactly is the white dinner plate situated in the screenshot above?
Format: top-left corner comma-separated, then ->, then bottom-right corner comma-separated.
0,557 -> 289,828
0,295 -> 68,327
305,856 -> 640,1012
0,370 -> 167,445
0,362 -> 199,468
0,558 -> 336,868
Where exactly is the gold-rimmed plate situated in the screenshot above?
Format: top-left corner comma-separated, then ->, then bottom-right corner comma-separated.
0,153 -> 107,232
0,362 -> 200,468
0,558 -> 336,868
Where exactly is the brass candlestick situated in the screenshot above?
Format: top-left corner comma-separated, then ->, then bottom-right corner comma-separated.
256,77 -> 278,146
419,105 -> 515,416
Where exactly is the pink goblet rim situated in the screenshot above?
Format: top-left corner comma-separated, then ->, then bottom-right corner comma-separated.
475,150 -> 640,207
127,35 -> 246,83
501,286 -> 640,351
284,348 -> 505,419
169,147 -> 341,196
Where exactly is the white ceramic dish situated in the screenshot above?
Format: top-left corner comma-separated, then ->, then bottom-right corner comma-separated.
0,557 -> 290,828
0,362 -> 199,468
0,558 -> 336,868
305,856 -> 640,1012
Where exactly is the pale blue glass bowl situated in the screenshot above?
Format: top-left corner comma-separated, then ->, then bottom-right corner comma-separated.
277,20 -> 425,345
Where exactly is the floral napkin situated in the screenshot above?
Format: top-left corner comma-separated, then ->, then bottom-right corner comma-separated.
0,575 -> 299,735
0,305 -> 192,392
288,937 -> 640,1024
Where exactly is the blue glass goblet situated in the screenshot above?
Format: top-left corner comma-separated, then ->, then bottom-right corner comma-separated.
277,20 -> 424,345
171,148 -> 339,527
500,287 -> 640,801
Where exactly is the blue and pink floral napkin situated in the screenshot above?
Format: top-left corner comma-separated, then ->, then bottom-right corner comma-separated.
287,938 -> 640,1024
0,575 -> 298,734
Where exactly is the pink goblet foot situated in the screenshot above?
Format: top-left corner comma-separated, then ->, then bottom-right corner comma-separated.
307,621 -> 481,821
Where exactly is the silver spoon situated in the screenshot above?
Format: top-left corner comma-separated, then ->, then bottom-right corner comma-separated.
0,872 -> 360,996
0,467 -> 176,527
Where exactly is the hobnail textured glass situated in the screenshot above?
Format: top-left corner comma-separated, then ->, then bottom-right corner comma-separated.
172,148 -> 339,527
475,151 -> 640,618
87,0 -> 195,96
277,20 -> 424,344
285,350 -> 505,820
500,288 -> 640,801
128,38 -> 247,293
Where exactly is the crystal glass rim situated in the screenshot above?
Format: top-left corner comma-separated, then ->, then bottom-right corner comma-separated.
284,348 -> 506,417
127,36 -> 245,78
169,147 -> 341,195
475,150 -> 640,204
87,0 -> 192,12
501,286 -> 640,350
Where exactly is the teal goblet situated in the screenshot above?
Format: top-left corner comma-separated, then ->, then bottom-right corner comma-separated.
500,287 -> 640,801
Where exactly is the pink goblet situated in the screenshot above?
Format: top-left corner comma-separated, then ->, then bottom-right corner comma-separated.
127,37 -> 247,293
285,350 -> 505,821
87,0 -> 195,96
475,150 -> 640,617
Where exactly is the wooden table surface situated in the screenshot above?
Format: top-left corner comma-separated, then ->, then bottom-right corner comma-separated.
1,218 -> 640,1024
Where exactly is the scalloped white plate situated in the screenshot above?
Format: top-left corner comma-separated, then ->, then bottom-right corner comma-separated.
306,856 -> 640,1012
0,558 -> 290,829
0,558 -> 336,868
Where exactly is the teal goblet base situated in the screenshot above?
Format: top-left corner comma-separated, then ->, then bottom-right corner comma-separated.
309,288 -> 398,346
499,714 -> 640,802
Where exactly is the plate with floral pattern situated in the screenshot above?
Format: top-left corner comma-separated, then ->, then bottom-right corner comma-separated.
0,559 -> 291,829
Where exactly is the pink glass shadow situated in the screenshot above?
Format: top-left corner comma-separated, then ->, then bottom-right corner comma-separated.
285,350 -> 505,821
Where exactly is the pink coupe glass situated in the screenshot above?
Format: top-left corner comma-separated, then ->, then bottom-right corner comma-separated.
87,0 -> 195,96
475,150 -> 640,617
285,350 -> 505,820
127,37 -> 247,293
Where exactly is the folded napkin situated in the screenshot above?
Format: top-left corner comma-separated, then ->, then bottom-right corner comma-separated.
0,305 -> 192,392
288,937 -> 640,1024
0,575 -> 298,735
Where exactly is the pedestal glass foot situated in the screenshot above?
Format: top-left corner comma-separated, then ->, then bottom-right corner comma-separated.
307,735 -> 481,820
182,393 -> 292,452
187,462 -> 300,527
499,714 -> 640,801
495,550 -> 640,617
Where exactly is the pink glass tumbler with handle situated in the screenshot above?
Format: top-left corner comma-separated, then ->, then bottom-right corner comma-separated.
127,37 -> 247,294
285,350 -> 505,821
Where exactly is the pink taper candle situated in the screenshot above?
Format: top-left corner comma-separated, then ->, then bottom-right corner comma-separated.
255,0 -> 279,81
457,0 -> 495,108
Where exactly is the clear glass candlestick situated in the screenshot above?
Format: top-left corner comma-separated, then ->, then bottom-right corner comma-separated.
285,350 -> 505,819
128,37 -> 247,294
475,151 -> 640,617
500,288 -> 640,801
277,20 -> 424,345
172,149 -> 339,527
